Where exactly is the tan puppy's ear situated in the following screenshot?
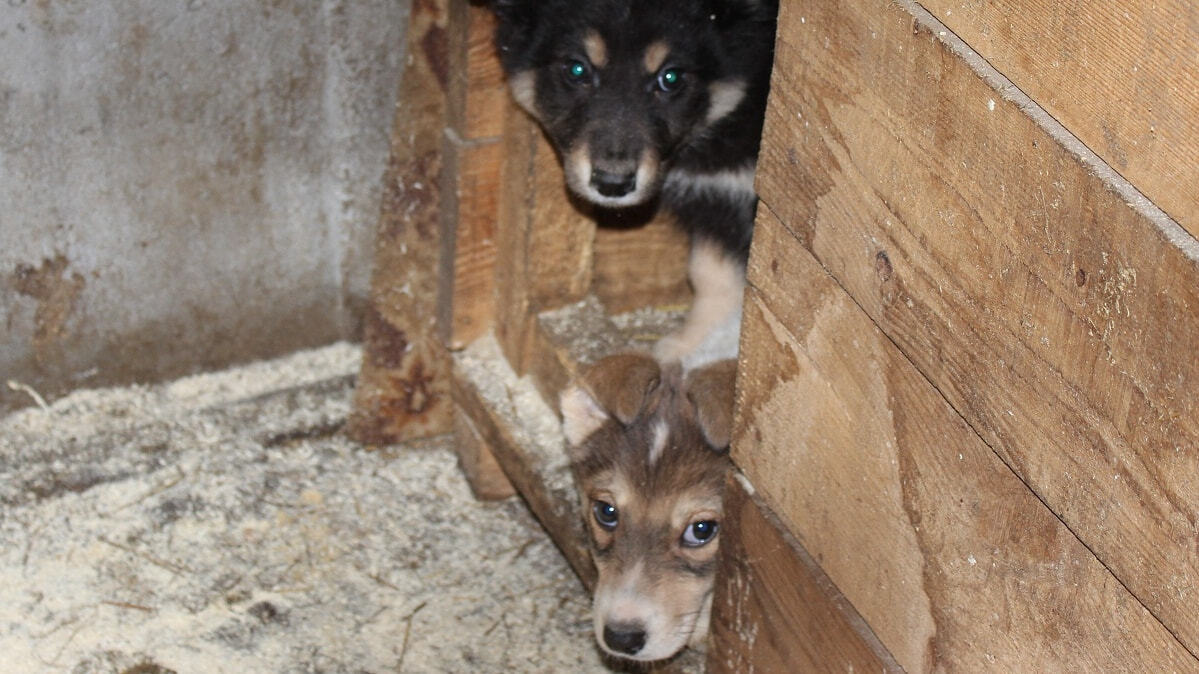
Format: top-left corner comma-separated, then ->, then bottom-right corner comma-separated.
583,354 -> 663,426
560,385 -> 608,448
686,359 -> 737,451
560,354 -> 663,448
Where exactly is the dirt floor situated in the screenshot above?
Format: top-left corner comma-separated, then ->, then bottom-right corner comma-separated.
0,344 -> 649,673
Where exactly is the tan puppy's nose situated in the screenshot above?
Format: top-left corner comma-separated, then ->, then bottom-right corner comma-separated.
603,622 -> 647,656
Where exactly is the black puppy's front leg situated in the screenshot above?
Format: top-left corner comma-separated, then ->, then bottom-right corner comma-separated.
654,237 -> 745,364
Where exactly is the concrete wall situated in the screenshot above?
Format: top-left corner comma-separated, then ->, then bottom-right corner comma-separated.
1,0 -> 410,412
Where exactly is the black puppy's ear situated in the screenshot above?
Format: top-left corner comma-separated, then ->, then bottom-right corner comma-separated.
703,0 -> 772,33
686,359 -> 737,451
491,0 -> 538,61
491,0 -> 532,23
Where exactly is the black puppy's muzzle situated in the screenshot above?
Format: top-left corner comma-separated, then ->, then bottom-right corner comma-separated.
590,168 -> 638,198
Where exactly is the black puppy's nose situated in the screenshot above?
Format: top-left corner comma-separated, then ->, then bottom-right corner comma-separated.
590,169 -> 637,198
603,623 -> 647,655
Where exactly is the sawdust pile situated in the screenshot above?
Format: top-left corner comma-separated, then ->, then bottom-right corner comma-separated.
0,344 -> 611,673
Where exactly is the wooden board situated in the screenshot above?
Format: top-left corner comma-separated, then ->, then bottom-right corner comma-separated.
452,407 -> 516,500
441,3 -> 508,350
756,0 -> 1199,654
492,111 -> 595,376
445,2 -> 506,142
452,334 -> 595,587
918,0 -> 1199,238
348,0 -> 453,444
709,473 -> 900,673
444,137 -> 503,349
592,213 -> 691,314
734,207 -> 1196,671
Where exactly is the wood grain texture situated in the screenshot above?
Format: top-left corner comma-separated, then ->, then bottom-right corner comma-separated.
440,3 -> 508,349
709,473 -> 900,674
592,213 -> 691,314
758,0 -> 1199,654
446,2 -> 505,142
348,0 -> 453,444
444,137 -> 503,349
453,406 -> 516,500
492,110 -> 595,376
452,336 -> 596,588
735,207 -> 1196,671
919,0 -> 1199,238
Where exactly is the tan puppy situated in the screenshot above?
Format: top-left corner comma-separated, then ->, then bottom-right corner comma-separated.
560,354 -> 735,662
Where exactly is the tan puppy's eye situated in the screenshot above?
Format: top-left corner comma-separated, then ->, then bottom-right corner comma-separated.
593,500 -> 619,530
680,519 -> 718,547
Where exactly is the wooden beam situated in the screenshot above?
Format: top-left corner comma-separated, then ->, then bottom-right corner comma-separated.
445,1 -> 506,142
452,406 -> 516,500
348,0 -> 454,444
735,207 -> 1196,670
444,137 -> 504,350
452,334 -> 595,586
757,0 -> 1199,654
441,4 -> 507,350
709,473 -> 900,673
918,0 -> 1199,238
492,111 -> 595,377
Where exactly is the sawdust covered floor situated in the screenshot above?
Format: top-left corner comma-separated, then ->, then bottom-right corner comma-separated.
0,344 -> 620,673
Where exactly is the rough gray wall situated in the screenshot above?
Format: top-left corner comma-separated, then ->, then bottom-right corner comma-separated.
1,0 -> 409,412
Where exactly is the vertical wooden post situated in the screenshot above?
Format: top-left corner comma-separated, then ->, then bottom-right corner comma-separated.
347,0 -> 458,444
492,114 -> 596,377
441,1 -> 508,351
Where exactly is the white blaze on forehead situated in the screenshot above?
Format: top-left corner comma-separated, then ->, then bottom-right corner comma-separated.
706,79 -> 747,124
584,30 -> 608,68
648,418 -> 670,465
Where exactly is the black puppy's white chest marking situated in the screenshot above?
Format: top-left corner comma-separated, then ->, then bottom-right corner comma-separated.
663,164 -> 757,202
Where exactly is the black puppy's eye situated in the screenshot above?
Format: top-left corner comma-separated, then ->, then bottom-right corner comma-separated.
564,59 -> 592,85
681,519 -> 718,547
593,500 -> 619,530
656,66 -> 685,93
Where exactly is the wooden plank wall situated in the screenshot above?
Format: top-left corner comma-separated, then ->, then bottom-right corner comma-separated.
716,0 -> 1199,669
711,474 -> 900,672
917,0 -> 1199,239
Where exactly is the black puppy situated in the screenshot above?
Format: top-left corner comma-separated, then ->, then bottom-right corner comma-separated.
492,0 -> 777,363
